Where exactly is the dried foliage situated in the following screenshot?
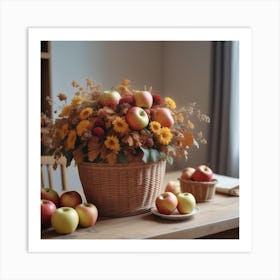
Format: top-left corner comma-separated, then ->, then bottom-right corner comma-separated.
41,79 -> 210,167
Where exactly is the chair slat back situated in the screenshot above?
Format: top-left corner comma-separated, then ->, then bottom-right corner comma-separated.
41,156 -> 67,191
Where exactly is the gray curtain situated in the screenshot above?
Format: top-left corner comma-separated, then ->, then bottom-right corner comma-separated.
209,41 -> 239,178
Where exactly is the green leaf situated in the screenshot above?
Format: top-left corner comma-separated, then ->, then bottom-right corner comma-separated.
118,152 -> 129,164
167,155 -> 174,165
150,148 -> 160,163
62,151 -> 74,167
193,139 -> 199,149
140,147 -> 150,163
159,152 -> 166,160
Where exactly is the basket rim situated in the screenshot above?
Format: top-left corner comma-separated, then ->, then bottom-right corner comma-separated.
78,159 -> 166,169
178,178 -> 218,185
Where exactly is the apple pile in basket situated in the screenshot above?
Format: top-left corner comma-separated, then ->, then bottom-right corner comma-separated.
41,78 -> 210,167
41,188 -> 99,234
179,164 -> 217,203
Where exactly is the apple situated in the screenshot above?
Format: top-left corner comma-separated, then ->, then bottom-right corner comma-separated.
125,106 -> 149,130
99,90 -> 121,108
165,180 -> 181,196
60,191 -> 82,208
133,90 -> 153,109
177,192 -> 196,214
75,203 -> 98,228
192,165 -> 214,182
152,107 -> 174,128
155,192 -> 178,215
180,167 -> 196,181
51,207 -> 79,234
41,199 -> 56,229
41,188 -> 60,208
119,95 -> 135,106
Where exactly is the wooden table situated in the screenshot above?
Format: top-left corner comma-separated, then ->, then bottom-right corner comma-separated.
42,171 -> 239,239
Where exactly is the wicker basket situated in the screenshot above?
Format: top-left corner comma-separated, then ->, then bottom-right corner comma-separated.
77,159 -> 166,217
178,178 -> 218,202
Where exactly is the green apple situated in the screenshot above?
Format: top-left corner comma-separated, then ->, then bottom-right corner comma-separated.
99,90 -> 121,108
75,203 -> 98,228
177,192 -> 196,214
125,106 -> 149,130
51,207 -> 79,234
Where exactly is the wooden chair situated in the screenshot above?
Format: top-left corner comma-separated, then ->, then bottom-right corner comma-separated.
41,155 -> 67,191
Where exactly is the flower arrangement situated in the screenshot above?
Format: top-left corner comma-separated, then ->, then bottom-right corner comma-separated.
41,78 -> 210,167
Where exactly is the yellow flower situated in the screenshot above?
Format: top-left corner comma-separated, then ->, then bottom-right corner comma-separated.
79,107 -> 93,120
186,120 -> 195,130
58,123 -> 69,140
76,120 -> 90,136
158,127 -> 173,145
66,130 -> 77,151
104,135 -> 120,153
149,121 -> 161,135
164,97 -> 176,109
112,117 -> 129,134
59,105 -> 72,117
71,96 -> 84,106
177,113 -> 184,124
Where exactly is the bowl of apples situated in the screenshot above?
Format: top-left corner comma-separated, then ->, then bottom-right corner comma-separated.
152,190 -> 200,220
178,165 -> 217,202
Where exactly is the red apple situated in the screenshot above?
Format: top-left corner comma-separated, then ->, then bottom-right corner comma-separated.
125,106 -> 149,130
41,199 -> 57,229
60,191 -> 82,208
41,188 -> 60,208
152,107 -> 174,128
155,192 -> 178,215
177,192 -> 196,214
192,165 -> 214,182
165,180 -> 181,196
51,207 -> 79,234
119,95 -> 135,106
99,90 -> 121,108
133,90 -> 153,109
75,203 -> 98,228
180,167 -> 195,181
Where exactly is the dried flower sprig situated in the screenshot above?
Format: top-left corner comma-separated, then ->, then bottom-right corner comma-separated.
41,79 -> 210,167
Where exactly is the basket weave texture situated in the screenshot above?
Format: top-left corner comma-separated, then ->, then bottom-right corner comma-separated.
179,178 -> 217,202
78,159 -> 166,217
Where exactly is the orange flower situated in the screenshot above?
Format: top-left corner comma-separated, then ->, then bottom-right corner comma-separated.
104,135 -> 120,153
79,107 -> 93,120
112,117 -> 129,134
58,123 -> 68,140
71,96 -> 84,106
66,130 -> 77,151
59,105 -> 72,117
76,120 -> 90,136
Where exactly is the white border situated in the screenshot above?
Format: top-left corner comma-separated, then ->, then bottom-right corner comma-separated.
28,27 -> 252,253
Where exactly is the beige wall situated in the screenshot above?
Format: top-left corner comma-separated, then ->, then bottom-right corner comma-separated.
163,41 -> 212,171
50,41 -> 212,190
